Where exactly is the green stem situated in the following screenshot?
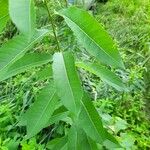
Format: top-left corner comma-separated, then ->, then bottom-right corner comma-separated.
44,0 -> 60,51
64,0 -> 68,7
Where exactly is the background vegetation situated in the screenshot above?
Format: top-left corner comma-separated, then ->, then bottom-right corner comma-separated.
0,0 -> 150,149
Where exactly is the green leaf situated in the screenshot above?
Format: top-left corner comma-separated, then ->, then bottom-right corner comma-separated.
103,131 -> 121,149
0,53 -> 52,81
79,92 -> 119,146
9,0 -> 36,36
45,106 -> 69,127
76,62 -> 126,91
79,93 -> 106,144
87,137 -> 100,150
0,29 -> 48,72
58,7 -> 124,69
0,0 -> 9,33
47,136 -> 68,150
24,84 -> 59,138
53,51 -> 83,114
68,125 -> 98,150
32,65 -> 52,82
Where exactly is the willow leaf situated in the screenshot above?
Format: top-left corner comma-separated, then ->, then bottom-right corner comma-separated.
26,84 -> 58,138
79,93 -> 106,144
53,51 -> 83,114
9,0 -> 36,36
32,65 -> 52,82
68,125 -> 98,150
0,29 -> 48,72
79,93 -> 119,146
0,53 -> 52,81
58,7 -> 124,68
0,0 -> 9,33
45,106 -> 69,127
76,62 -> 126,91
47,136 -> 68,150
25,84 -> 59,138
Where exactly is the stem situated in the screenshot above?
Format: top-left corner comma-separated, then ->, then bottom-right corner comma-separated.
44,0 -> 60,51
64,0 -> 68,7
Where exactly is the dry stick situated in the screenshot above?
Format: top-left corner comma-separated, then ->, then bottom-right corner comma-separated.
44,0 -> 60,51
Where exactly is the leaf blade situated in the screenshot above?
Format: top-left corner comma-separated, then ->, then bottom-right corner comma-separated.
79,92 -> 119,147
68,125 -> 97,150
58,7 -> 124,68
0,53 -> 52,81
0,0 -> 9,33
79,93 -> 106,144
76,62 -> 126,91
0,29 -> 48,72
9,0 -> 36,36
25,84 -> 59,138
53,51 -> 83,114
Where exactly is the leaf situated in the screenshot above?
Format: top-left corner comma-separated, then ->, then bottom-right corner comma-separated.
79,92 -> 119,146
0,29 -> 48,72
53,51 -> 83,114
87,137 -> 100,150
18,99 -> 63,127
76,62 -> 126,91
79,93 -> 106,144
47,136 -> 68,150
0,53 -> 52,81
45,106 -> 69,127
0,0 -> 9,33
58,7 -> 124,69
24,84 -> 59,138
9,0 -> 36,37
68,125 -> 98,150
6,139 -> 20,150
32,65 -> 52,82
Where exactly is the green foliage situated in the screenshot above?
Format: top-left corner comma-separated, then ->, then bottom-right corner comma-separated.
58,6 -> 124,68
21,84 -> 59,138
0,0 -> 9,33
79,93 -> 119,147
0,29 -> 48,74
76,61 -> 126,91
53,51 -> 83,114
0,53 -> 52,81
0,0 -> 149,149
9,0 -> 36,38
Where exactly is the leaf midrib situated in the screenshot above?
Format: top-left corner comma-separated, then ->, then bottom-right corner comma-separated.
62,53 -> 77,112
63,15 -> 120,67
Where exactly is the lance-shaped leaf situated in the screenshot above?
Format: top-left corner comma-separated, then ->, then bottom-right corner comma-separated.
68,125 -> 99,150
24,84 -> 59,138
32,65 -> 52,82
9,0 -> 36,36
47,136 -> 68,150
53,51 -> 83,114
0,29 -> 48,72
0,0 -> 9,33
79,93 -> 119,146
79,93 -> 106,143
58,7 -> 124,69
46,106 -> 69,127
76,62 -> 126,91
0,53 -> 52,82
